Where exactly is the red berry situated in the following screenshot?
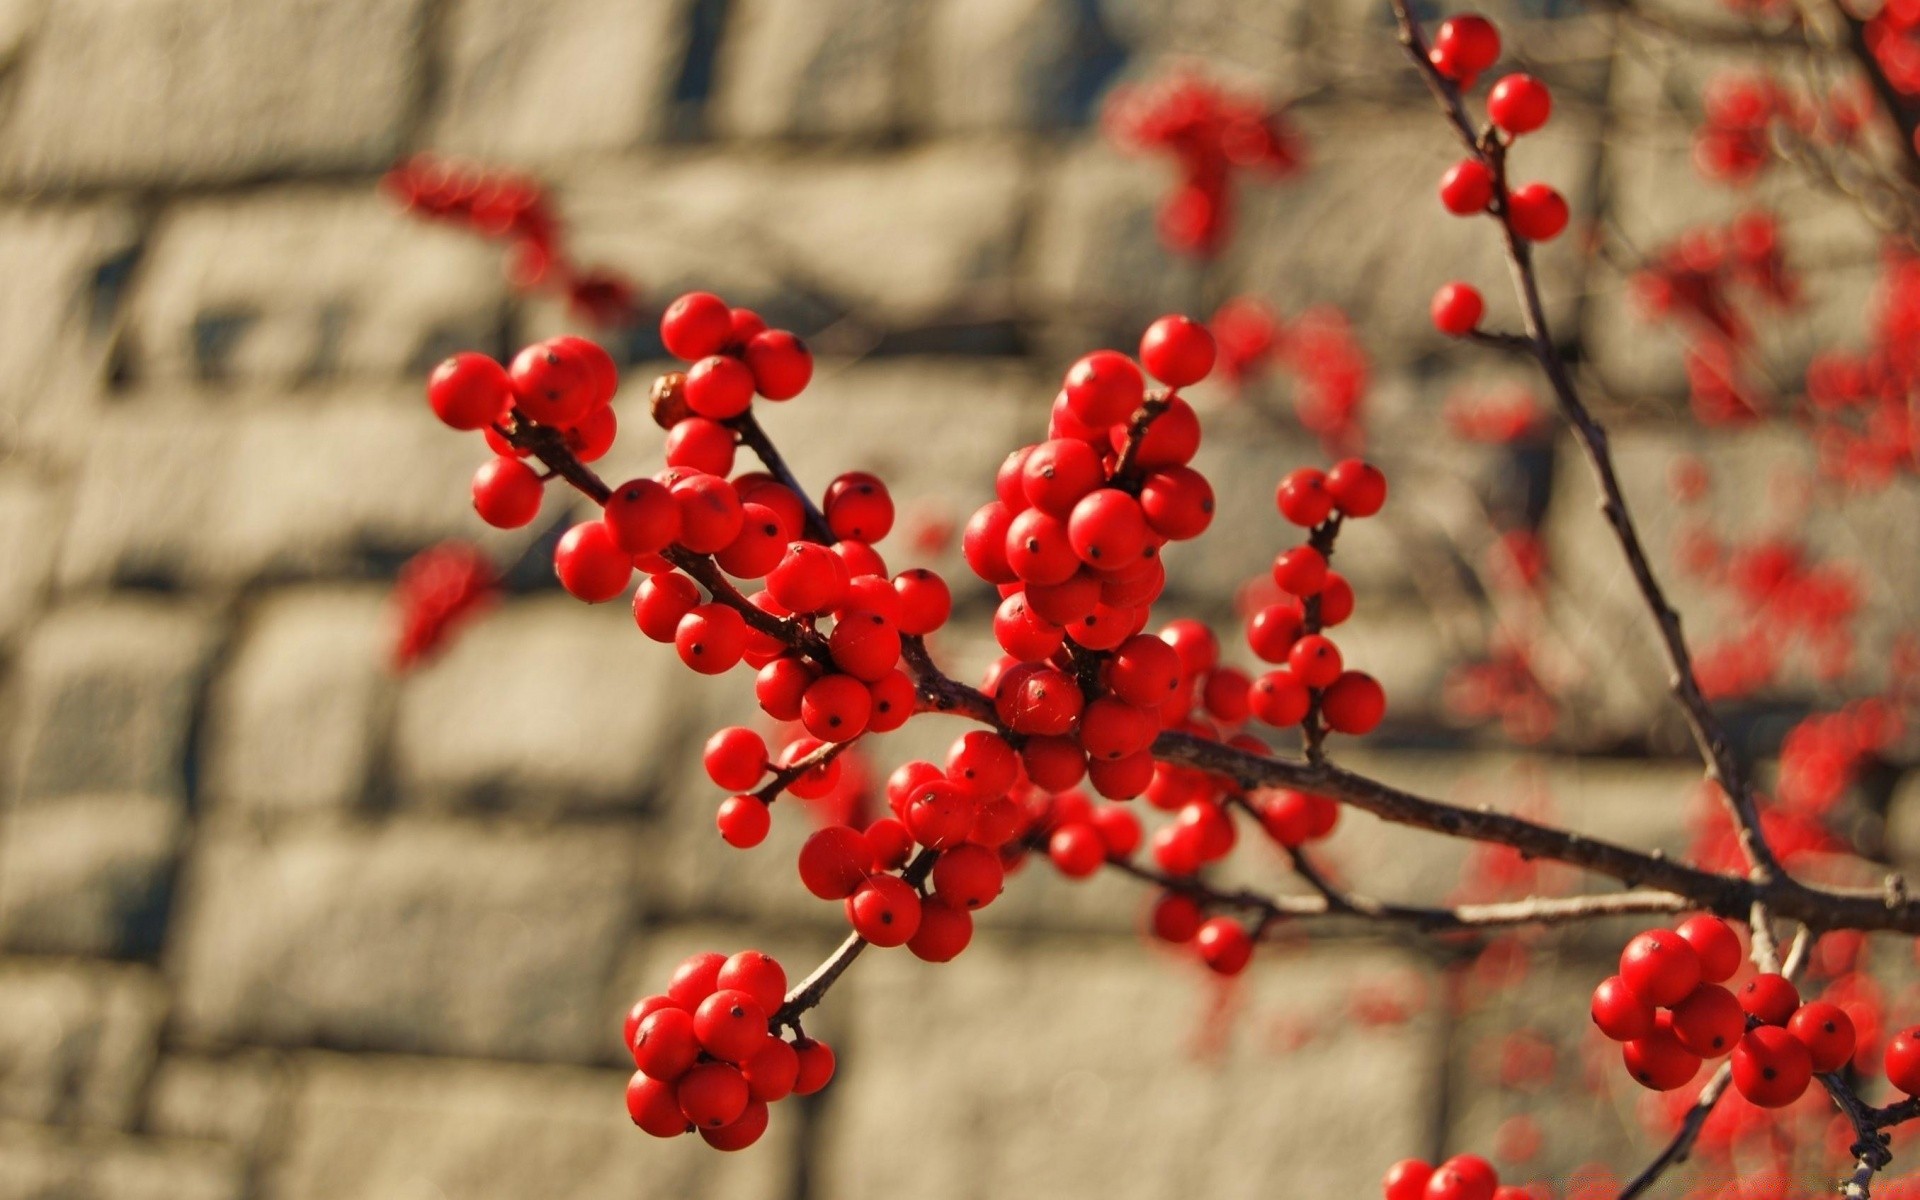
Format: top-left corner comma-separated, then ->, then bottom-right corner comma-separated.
907,899 -> 974,962
892,568 -> 952,635
1439,159 -> 1494,215
666,951 -> 726,1008
676,603 -> 748,674
767,542 -> 849,614
1006,507 -> 1080,585
1426,1154 -> 1497,1200
1507,183 -> 1568,241
1068,489 -> 1151,568
1434,15 -> 1501,75
1139,465 -> 1215,540
801,673 -> 871,742
931,843 -> 1005,910
1670,984 -> 1745,1057
661,292 -> 734,361
605,478 -> 682,555
824,473 -> 894,542
700,1098 -> 769,1151
676,1061 -> 749,1128
1139,314 -> 1216,386
1091,805 -> 1142,857
427,352 -> 514,430
1590,975 -> 1656,1042
555,520 -> 632,603
704,726 -> 767,791
1320,574 -> 1355,625
1249,668 -> 1312,727
744,329 -> 812,399
828,610 -> 902,681
1247,601 -> 1305,664
1382,1159 -> 1433,1200
1160,617 -> 1219,675
742,1036 -> 798,1103
664,416 -> 737,476
1048,822 -> 1107,878
635,573 -> 700,642
1623,1026 -> 1702,1091
670,473 -> 745,553
797,825 -> 870,899
1675,915 -> 1742,983
1326,459 -> 1387,517
1886,1027 -> 1920,1094
1087,749 -> 1155,799
1106,634 -> 1183,706
1619,929 -> 1703,1008
1739,972 -> 1800,1026
1063,350 -> 1146,426
865,669 -> 916,733
510,339 -> 598,428
566,406 -> 618,463
1488,73 -> 1552,135
716,795 -> 770,848
1022,438 -> 1105,517
1732,1026 -> 1812,1108
1194,916 -> 1252,975
627,1072 -> 690,1137
1431,283 -> 1485,337
1789,1001 -> 1856,1074
845,874 -> 922,946
1272,545 -> 1328,596
1150,892 -> 1202,943
1288,634 -> 1344,688
693,988 -> 769,1064
632,1006 -> 700,1081
684,355 -> 755,420
1320,671 -> 1385,734
792,1037 -> 836,1095
471,456 -> 544,528
1275,468 -> 1333,527
1115,394 -> 1200,467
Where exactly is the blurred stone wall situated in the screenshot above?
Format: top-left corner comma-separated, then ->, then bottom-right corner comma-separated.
0,0 -> 1917,1197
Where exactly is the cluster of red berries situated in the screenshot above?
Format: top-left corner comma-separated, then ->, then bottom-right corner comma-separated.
1675,532 -> 1861,702
1209,297 -> 1372,451
389,541 -> 498,670
1104,73 -> 1306,257
1632,212 -> 1796,350
622,949 -> 833,1150
1591,916 -> 1859,1108
384,154 -> 637,326
1424,15 -> 1569,340
1804,250 -> 1920,490
1382,1152 -> 1532,1200
1865,3 -> 1920,107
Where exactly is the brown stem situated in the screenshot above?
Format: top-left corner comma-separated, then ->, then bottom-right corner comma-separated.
730,409 -> 835,544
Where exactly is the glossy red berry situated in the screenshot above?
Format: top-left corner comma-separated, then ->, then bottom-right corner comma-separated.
1320,671 -> 1385,734
1063,350 -> 1146,427
661,292 -> 734,361
1068,489 -> 1151,568
670,473 -> 746,554
627,1072 -> 690,1137
1789,1001 -> 1856,1074
605,479 -> 682,556
1381,1158 -> 1433,1200
700,1098 -> 769,1151
632,1007 -> 700,1081
797,825 -> 870,899
1139,314 -> 1216,386
1507,183 -> 1568,241
693,989 -> 769,1064
1886,1027 -> 1920,1093
823,473 -> 894,543
1048,822 -> 1107,878
1272,545 -> 1328,596
510,340 -> 598,428
1619,929 -> 1703,1008
907,899 -> 974,963
1439,159 -> 1494,215
801,673 -> 871,742
1488,74 -> 1552,135
1675,915 -> 1742,983
715,795 -> 770,848
666,951 -> 726,1008
845,874 -> 922,946
1434,14 -> 1501,76
676,603 -> 748,674
828,610 -> 902,681
1623,1026 -> 1702,1091
1326,459 -> 1387,517
635,573 -> 700,642
703,726 -> 767,791
677,1061 -> 749,1129
931,843 -> 1004,910
744,330 -> 812,400
891,568 -> 952,635
684,355 -> 755,420
1139,466 -> 1214,540
1670,984 -> 1745,1057
1739,972 -> 1800,1026
1426,1154 -> 1498,1200
1732,1026 -> 1812,1108
1431,283 -> 1484,336
427,352 -> 514,430
1194,916 -> 1252,975
664,416 -> 737,476
1249,668 -> 1312,728
1022,438 -> 1104,517
471,456 -> 544,528
555,520 -> 633,603
1288,634 -> 1343,688
742,1036 -> 798,1103
1275,468 -> 1333,527
1590,975 -> 1656,1042
792,1037 -> 836,1095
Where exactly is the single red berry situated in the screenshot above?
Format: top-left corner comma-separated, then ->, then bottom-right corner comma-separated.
703,726 -> 767,791
555,520 -> 632,603
623,993 -> 676,1056
801,673 -> 872,742
1433,14 -> 1501,75
627,1072 -> 690,1137
676,603 -> 747,674
1326,459 -> 1387,517
1431,282 -> 1485,337
1619,929 -> 1703,1008
1246,601 -> 1305,664
1381,1158 -> 1433,1200
715,795 -> 770,848
1194,916 -> 1252,975
1507,183 -> 1568,241
1789,1001 -> 1856,1074
865,669 -> 916,733
1272,545 -> 1328,596
931,843 -> 1005,910
1670,984 -> 1745,1057
1886,1027 -> 1920,1093
1255,790 -> 1314,848
907,899 -> 974,962
1249,668 -> 1312,728
845,874 -> 922,946
1087,749 -> 1155,800
1439,159 -> 1494,215
728,306 -> 767,346
744,329 -> 812,399
635,573 -> 700,643
1732,1026 -> 1812,1108
605,478 -> 682,555
1149,892 -> 1202,943
1488,73 -> 1552,135
714,503 -> 788,580
1426,1154 -> 1497,1200
700,1097 -> 769,1151
1623,1026 -> 1702,1091
798,825 -> 870,899
1068,489 -> 1151,568
1063,350 -> 1146,427
1739,972 -> 1801,1026
1590,975 -> 1656,1042
549,335 -> 617,410
661,291 -> 734,361
1048,822 -> 1107,878
1320,573 -> 1356,625
664,416 -> 737,476
892,568 -> 952,635
1275,468 -> 1333,527
565,400 -> 618,463
824,472 -> 894,542
1288,634 -> 1344,688
1139,314 -> 1216,386
670,473 -> 746,553
767,541 -> 849,614
632,1006 -> 700,1081
1672,915 -> 1741,983
510,339 -> 598,428
676,1061 -> 749,1129
1091,805 -> 1142,857
828,610 -> 902,681
666,951 -> 726,1008
427,352 -> 513,430
1113,394 -> 1200,467
1160,617 -> 1219,675
792,1037 -> 836,1095
742,1036 -> 798,1103
471,456 -> 544,529
684,355 -> 755,420
1022,438 -> 1105,517
1320,671 -> 1385,734
1139,465 -> 1215,540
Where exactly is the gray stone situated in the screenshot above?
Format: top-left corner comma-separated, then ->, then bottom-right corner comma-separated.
0,0 -> 426,188
431,0 -> 688,160
171,817 -> 645,1062
817,938 -> 1437,1200
205,588 -> 389,815
0,1122 -> 242,1200
9,599 -> 219,804
0,469 -> 60,643
145,1051 -> 292,1156
393,597 -> 692,809
272,1052 -> 792,1200
0,792 -> 183,956
709,0 -> 912,140
0,960 -> 168,1130
923,0 -> 1119,132
129,189 -> 505,385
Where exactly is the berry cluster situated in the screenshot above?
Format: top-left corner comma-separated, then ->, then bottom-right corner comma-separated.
384,154 -> 638,326
389,541 -> 498,670
622,949 -> 833,1150
1591,917 -> 1857,1108
1381,1152 -> 1533,1200
1104,73 -> 1306,256
1209,297 -> 1373,451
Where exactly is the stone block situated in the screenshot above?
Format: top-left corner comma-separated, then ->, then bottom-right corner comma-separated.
0,1122 -> 241,1200
145,1051 -> 292,1155
0,469 -> 60,643
0,792 -> 183,957
709,0 -> 912,140
0,960 -> 167,1130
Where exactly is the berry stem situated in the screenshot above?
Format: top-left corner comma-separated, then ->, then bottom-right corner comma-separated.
772,847 -> 939,1033
729,409 -> 836,544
